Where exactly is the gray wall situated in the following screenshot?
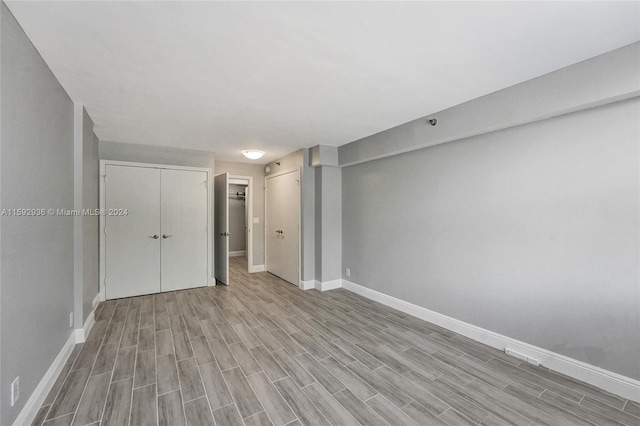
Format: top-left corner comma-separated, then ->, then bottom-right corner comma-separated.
82,110 -> 99,322
314,168 -> 322,281
215,161 -> 266,266
229,184 -> 247,252
314,166 -> 342,282
99,140 -> 216,278
74,106 -> 99,329
265,150 -> 316,282
1,4 -> 75,424
342,98 -> 640,379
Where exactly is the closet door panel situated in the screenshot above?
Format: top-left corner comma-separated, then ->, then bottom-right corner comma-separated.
265,174 -> 281,278
278,170 -> 300,285
105,165 -> 161,299
161,169 -> 209,292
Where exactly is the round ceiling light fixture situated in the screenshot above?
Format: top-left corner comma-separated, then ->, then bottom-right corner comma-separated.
242,150 -> 265,160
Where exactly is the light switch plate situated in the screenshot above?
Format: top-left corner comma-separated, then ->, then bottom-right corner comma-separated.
253,218 -> 259,224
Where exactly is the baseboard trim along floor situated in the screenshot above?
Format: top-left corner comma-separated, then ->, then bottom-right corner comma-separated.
248,264 -> 265,273
74,311 -> 94,343
15,293 -> 101,425
341,279 -> 640,402
298,279 -> 314,290
13,333 -> 76,426
299,279 -> 344,292
314,279 -> 343,292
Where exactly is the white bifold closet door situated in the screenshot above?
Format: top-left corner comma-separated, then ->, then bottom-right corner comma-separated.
105,164 -> 208,299
266,169 -> 300,285
105,165 -> 161,299
266,173 -> 282,280
161,169 -> 208,292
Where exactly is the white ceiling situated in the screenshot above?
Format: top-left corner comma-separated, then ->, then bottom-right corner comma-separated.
6,1 -> 640,163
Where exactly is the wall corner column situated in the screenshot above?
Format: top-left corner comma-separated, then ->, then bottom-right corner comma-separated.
73,103 -> 84,337
310,146 -> 342,287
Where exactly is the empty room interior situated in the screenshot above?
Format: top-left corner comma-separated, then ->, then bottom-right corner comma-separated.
1,1 -> 639,425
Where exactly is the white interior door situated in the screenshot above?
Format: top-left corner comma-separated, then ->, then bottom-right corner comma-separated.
278,170 -> 300,285
266,174 -> 281,278
105,165 -> 161,299
266,170 -> 299,285
214,173 -> 229,284
161,169 -> 208,291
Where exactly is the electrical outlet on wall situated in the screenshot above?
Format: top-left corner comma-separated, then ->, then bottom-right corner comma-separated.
10,377 -> 19,406
70,312 -> 74,328
346,268 -> 351,277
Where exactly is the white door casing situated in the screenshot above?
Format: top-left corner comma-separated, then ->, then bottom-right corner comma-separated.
214,172 -> 230,285
104,165 -> 161,299
161,169 -> 209,291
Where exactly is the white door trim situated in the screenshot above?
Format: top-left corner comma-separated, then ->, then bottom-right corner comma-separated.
267,166 -> 300,179
229,175 -> 254,274
99,160 -> 212,301
265,167 -> 301,285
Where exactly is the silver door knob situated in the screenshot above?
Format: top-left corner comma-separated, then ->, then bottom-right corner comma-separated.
162,234 -> 172,239
148,235 -> 159,239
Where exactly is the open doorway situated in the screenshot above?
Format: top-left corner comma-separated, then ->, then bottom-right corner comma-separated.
214,173 -> 255,285
228,175 -> 253,281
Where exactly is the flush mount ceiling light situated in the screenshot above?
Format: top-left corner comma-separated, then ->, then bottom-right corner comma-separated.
242,150 -> 265,160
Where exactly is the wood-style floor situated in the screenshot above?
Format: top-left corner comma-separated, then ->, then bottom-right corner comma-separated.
33,256 -> 639,426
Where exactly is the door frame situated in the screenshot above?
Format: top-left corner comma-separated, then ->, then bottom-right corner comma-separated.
229,175 -> 254,273
264,167 -> 301,286
99,160 -> 212,301
214,172 -> 230,285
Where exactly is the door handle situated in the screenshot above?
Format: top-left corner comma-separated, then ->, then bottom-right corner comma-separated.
148,235 -> 159,239
275,230 -> 283,234
162,234 -> 172,239
219,232 -> 230,236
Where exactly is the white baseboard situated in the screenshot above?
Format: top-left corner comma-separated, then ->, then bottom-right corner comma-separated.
229,250 -> 246,257
342,279 -> 640,403
299,280 -> 315,290
249,264 -> 265,273
75,294 -> 100,343
13,332 -> 76,426
75,310 -> 95,343
298,279 -> 343,291
314,279 -> 343,292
